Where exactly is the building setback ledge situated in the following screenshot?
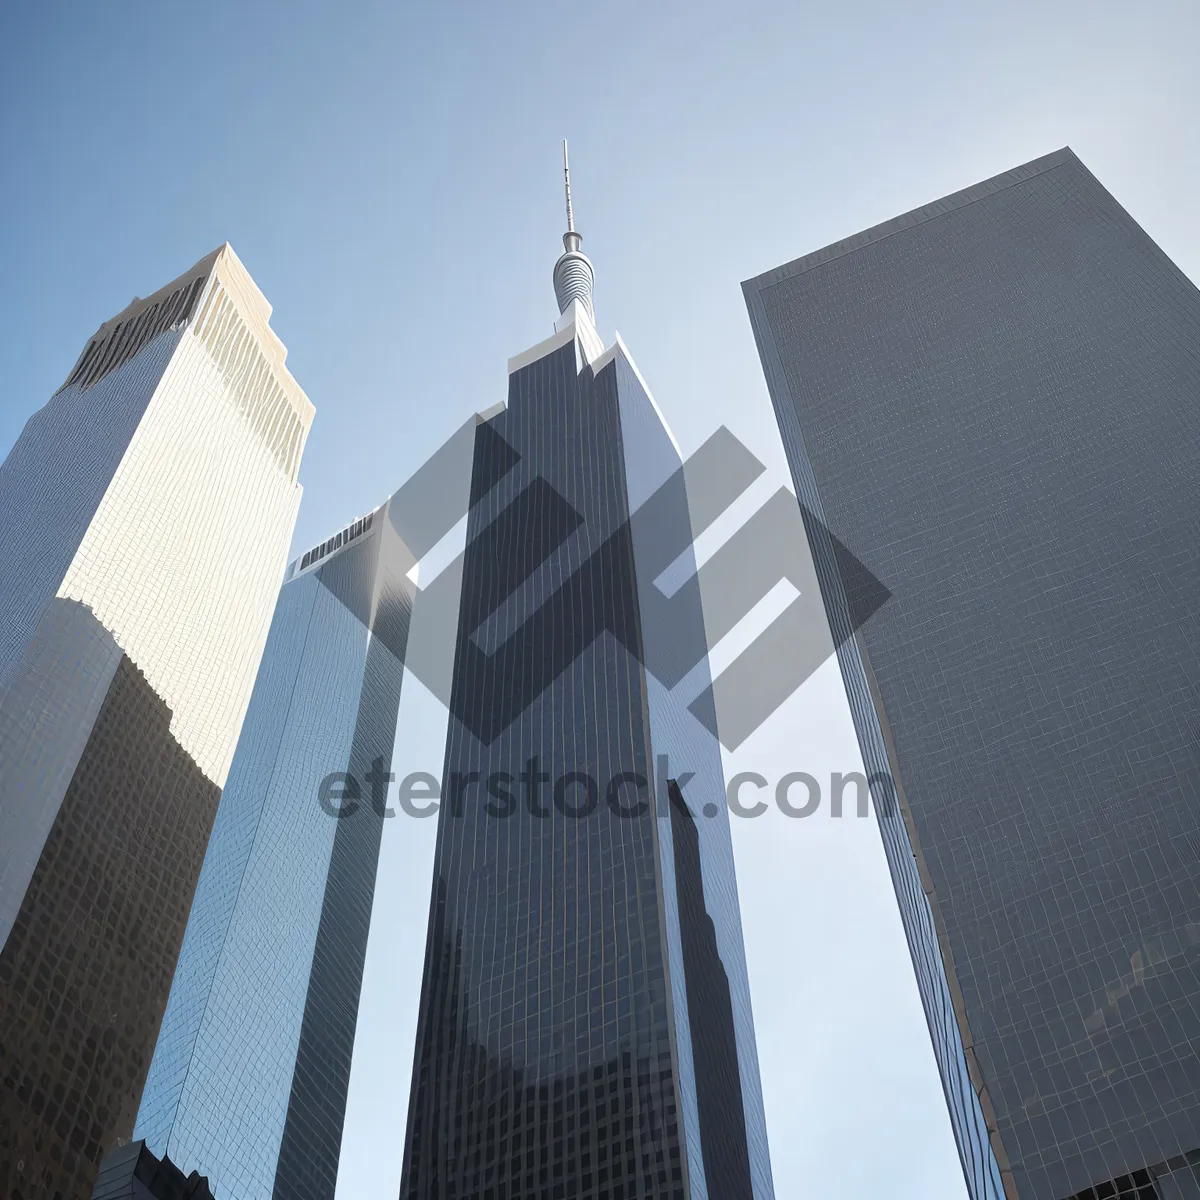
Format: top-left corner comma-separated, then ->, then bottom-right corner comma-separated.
91,1140 -> 217,1200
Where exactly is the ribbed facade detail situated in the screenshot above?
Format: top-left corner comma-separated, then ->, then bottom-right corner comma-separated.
191,279 -> 307,481
296,509 -> 375,574
53,335 -> 304,784
553,250 -> 595,318
58,276 -> 207,395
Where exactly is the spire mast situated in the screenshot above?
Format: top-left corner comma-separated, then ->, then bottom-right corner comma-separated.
561,139 -> 582,254
563,139 -> 575,234
552,140 -> 595,318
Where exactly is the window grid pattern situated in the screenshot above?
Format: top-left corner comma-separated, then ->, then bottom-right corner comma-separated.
745,148 -> 1200,1200
55,308 -> 306,787
0,327 -> 181,955
0,328 -> 178,701
135,514 -> 415,1200
0,650 -> 221,1200
272,516 -> 416,1199
400,337 -> 688,1200
1068,1147 -> 1200,1199
0,245 -> 312,1199
134,557 -> 367,1196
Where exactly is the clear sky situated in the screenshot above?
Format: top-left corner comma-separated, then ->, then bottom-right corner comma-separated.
3,2 -> 1197,1197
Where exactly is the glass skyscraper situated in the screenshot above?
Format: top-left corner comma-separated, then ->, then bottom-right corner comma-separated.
400,149 -> 773,1200
744,148 -> 1200,1200
131,483 -> 424,1200
0,245 -> 313,1200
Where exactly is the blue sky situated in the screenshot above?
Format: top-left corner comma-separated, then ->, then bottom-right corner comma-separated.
3,2 -> 1197,1197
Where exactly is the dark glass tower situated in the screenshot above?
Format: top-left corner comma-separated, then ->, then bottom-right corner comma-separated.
400,148 -> 774,1200
744,148 -> 1200,1200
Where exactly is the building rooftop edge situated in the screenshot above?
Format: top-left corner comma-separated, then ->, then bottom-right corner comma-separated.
507,300 -> 604,376
741,146 -> 1077,294
209,245 -> 315,426
89,245 -> 224,341
507,323 -> 578,375
595,332 -> 684,458
77,243 -> 314,427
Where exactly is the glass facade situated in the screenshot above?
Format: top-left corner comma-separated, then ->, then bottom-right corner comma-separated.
744,148 -> 1200,1200
0,246 -> 312,1200
399,317 -> 773,1199
134,500 -> 416,1200
613,350 -> 773,1200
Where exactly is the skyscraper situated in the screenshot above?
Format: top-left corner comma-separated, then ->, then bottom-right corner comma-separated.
744,148 -> 1200,1200
400,146 -> 774,1200
131,481 -> 423,1200
129,404 -> 518,1198
0,246 -> 314,1199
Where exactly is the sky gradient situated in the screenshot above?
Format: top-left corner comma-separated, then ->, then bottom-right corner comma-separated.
3,2 -> 1198,1197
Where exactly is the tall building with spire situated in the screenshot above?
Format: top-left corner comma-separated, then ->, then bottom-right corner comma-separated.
0,245 -> 314,1200
399,144 -> 774,1200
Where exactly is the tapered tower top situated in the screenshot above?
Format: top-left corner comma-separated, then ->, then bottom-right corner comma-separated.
553,140 -> 595,320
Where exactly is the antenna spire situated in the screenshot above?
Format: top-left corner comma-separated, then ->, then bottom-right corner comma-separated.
552,140 -> 595,319
563,139 -> 575,234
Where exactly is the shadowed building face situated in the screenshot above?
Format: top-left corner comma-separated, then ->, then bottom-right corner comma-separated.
745,148 -> 1200,1200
